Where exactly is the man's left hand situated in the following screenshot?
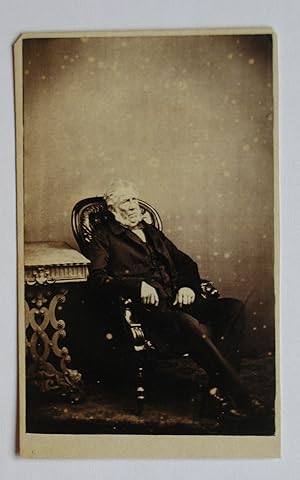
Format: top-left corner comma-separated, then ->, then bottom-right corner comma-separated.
173,287 -> 195,308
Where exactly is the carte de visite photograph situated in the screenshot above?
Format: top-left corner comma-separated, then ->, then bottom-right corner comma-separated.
15,29 -> 279,458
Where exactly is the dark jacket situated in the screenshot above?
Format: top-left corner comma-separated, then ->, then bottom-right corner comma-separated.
88,217 -> 202,301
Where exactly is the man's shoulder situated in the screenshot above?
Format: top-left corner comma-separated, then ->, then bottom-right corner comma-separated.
93,218 -> 165,240
94,216 -> 123,236
143,221 -> 164,237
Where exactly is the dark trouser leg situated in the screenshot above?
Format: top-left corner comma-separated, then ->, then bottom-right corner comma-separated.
170,310 -> 249,402
184,297 -> 246,372
139,298 -> 249,403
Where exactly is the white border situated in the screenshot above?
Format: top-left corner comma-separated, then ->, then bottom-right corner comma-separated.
16,27 -> 279,460
1,0 -> 300,477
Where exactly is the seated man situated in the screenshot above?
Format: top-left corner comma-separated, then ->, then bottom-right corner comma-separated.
88,179 -> 260,417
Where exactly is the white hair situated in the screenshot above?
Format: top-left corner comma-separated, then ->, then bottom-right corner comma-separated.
104,179 -> 139,209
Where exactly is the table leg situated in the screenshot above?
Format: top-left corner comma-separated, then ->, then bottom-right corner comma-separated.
25,285 -> 83,399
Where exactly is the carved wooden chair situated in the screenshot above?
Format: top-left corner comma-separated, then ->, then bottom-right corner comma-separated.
71,197 -> 218,413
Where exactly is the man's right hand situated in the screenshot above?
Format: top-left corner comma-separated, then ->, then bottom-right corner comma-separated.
141,281 -> 159,306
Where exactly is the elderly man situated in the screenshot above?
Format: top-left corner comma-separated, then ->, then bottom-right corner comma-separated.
88,179 -> 260,417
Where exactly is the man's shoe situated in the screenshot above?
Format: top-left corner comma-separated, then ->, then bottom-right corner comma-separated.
241,397 -> 267,417
200,386 -> 268,422
204,387 -> 247,420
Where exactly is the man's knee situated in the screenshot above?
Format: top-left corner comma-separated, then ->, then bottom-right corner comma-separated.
174,311 -> 210,338
219,297 -> 244,316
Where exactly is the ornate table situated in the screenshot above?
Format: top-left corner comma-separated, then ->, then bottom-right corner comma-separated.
24,242 -> 90,399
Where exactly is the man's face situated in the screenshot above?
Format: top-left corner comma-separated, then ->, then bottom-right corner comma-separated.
112,187 -> 142,227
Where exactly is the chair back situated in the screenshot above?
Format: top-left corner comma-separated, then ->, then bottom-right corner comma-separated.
72,196 -> 162,257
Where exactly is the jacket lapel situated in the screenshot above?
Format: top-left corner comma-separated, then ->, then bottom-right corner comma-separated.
108,218 -> 177,280
144,224 -> 178,281
108,218 -> 149,252
107,217 -> 173,262
143,224 -> 171,261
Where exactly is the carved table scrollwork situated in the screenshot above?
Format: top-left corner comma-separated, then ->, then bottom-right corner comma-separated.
24,242 -> 90,399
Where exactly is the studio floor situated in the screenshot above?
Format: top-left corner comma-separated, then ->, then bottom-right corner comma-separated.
26,353 -> 275,436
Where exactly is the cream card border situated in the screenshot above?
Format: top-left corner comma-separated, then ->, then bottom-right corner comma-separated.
15,27 -> 280,459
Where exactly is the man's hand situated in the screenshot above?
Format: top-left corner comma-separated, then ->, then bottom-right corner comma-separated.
173,287 -> 195,308
141,281 -> 159,306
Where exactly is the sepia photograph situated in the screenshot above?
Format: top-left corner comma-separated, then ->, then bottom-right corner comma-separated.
16,29 -> 279,457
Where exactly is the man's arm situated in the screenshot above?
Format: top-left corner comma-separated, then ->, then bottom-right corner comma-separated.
88,229 -> 142,299
161,232 -> 203,295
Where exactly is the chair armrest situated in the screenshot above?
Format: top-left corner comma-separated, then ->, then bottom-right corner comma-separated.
120,297 -> 155,352
200,280 -> 220,299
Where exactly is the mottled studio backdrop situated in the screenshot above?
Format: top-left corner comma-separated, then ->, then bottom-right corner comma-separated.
23,34 -> 274,353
